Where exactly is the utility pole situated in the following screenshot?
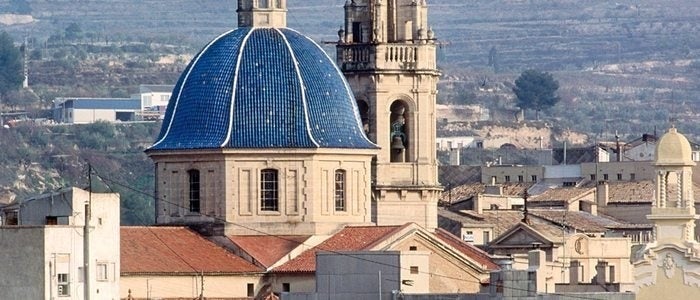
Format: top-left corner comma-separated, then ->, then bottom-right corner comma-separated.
84,164 -> 92,300
378,271 -> 382,300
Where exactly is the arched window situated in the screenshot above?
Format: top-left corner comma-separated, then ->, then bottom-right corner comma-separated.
261,169 -> 279,211
335,170 -> 346,211
389,101 -> 409,162
188,169 -> 200,213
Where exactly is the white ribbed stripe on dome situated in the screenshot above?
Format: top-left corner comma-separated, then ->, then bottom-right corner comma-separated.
286,28 -> 377,147
275,28 -> 320,148
152,29 -> 236,149
220,28 -> 256,147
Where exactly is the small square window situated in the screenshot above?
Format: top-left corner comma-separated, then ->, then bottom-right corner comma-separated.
57,273 -> 70,296
630,173 -> 636,180
603,174 -> 609,181
531,175 -> 537,182
504,176 -> 511,182
282,283 -> 290,292
410,266 -> 419,274
96,263 -> 108,281
590,174 -> 596,180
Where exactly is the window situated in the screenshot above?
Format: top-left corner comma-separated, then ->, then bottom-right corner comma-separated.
57,273 -> 70,296
4,211 -> 18,225
603,174 -> 609,181
491,176 -> 497,184
258,0 -> 268,8
409,246 -> 417,251
463,231 -> 474,242
282,283 -> 291,292
630,173 -> 636,180
590,174 -> 596,180
563,182 -> 576,187
352,22 -> 362,43
531,175 -> 537,182
518,175 -> 523,182
410,266 -> 419,274
247,283 -> 255,297
46,216 -> 58,225
334,170 -> 346,211
483,231 -> 491,244
188,169 -> 200,213
260,169 -> 279,211
96,263 -> 108,281
617,173 -> 622,180
504,175 -> 511,182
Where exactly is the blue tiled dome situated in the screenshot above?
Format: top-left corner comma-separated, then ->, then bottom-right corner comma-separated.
150,27 -> 375,150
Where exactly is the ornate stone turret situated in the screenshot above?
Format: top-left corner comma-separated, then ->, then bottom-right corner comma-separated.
648,127 -> 697,245
337,0 -> 441,230
237,0 -> 287,28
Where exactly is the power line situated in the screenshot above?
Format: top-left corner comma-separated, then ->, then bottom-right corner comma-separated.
90,166 -> 618,300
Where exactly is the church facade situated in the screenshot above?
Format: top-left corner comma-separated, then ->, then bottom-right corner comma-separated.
137,0 -> 502,297
146,0 -> 442,236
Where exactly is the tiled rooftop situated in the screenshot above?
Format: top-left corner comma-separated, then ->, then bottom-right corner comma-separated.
121,226 -> 262,274
272,225 -> 404,273
440,182 -> 533,204
528,210 -> 618,233
228,235 -> 310,268
434,228 -> 499,270
606,181 -> 654,203
530,187 -> 593,202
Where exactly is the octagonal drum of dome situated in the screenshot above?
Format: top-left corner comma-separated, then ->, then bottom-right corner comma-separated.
150,27 -> 375,151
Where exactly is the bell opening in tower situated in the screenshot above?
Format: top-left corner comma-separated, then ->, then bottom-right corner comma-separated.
390,101 -> 409,163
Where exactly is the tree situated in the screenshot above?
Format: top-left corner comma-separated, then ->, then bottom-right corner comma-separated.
512,69 -> 560,120
0,32 -> 24,106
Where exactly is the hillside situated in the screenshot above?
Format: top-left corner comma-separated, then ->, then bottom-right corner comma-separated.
0,122 -> 159,225
0,0 -> 696,140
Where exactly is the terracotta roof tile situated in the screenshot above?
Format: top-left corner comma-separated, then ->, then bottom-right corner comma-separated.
121,226 -> 262,274
441,182 -> 484,203
272,225 -> 403,273
606,181 -> 654,203
441,182 -> 533,204
228,235 -> 310,268
434,228 -> 499,270
530,187 -> 593,202
438,209 -> 524,238
529,209 -> 621,233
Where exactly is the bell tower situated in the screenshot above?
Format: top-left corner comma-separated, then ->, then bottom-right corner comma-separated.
648,127 -> 698,245
337,0 -> 441,230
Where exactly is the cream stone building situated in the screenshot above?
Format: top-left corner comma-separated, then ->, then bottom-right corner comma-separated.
137,0 -> 498,298
633,127 -> 700,299
338,0 -> 442,230
0,188 -> 120,300
146,0 -> 378,236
